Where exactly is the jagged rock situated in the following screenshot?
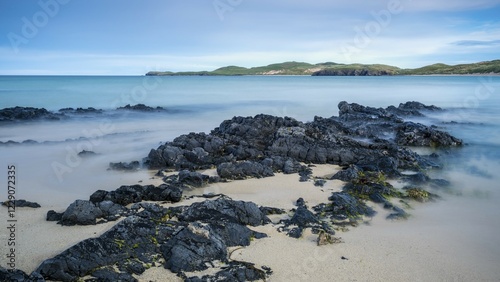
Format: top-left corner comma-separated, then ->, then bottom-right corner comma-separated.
0,266 -> 44,282
281,198 -> 334,238
89,268 -> 137,282
178,197 -> 270,226
145,102 -> 461,182
117,104 -> 165,112
178,170 -> 210,187
186,261 -> 271,282
331,165 -> 363,181
89,184 -> 182,206
1,199 -> 40,208
0,106 -> 63,122
396,122 -> 463,147
317,192 -> 376,221
46,210 -> 63,221
217,161 -> 274,180
59,200 -> 103,226
108,161 -> 140,171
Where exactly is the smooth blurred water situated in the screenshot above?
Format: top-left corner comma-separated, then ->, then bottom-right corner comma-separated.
0,75 -> 499,204
1,75 -> 500,279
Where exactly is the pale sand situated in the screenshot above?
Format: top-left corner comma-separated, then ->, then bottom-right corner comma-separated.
3,164 -> 500,281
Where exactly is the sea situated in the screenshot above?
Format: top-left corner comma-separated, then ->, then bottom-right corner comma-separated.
1,75 -> 500,278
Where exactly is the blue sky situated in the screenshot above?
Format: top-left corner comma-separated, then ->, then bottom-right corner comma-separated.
1,0 -> 499,75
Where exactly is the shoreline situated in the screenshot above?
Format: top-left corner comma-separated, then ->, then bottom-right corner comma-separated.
7,165 -> 498,281
2,100 -> 499,281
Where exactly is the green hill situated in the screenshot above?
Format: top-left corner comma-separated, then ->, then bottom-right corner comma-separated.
146,60 -> 500,76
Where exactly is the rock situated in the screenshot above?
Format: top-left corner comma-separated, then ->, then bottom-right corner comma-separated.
108,161 -> 140,171
281,198 -> 335,238
322,192 -> 376,220
77,150 -> 98,157
117,104 -> 165,112
0,266 -> 44,282
178,170 -> 210,187
0,106 -> 63,122
331,165 -> 363,181
178,197 -> 270,227
314,179 -> 327,187
186,261 -> 271,282
398,101 -> 442,112
59,200 -> 103,226
90,268 -> 137,282
1,199 -> 41,208
396,122 -> 463,147
217,161 -> 274,180
46,210 -> 63,221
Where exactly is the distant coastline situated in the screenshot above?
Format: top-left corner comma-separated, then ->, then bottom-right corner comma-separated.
146,59 -> 500,77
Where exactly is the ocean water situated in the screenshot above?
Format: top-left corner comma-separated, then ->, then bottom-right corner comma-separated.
1,75 -> 500,277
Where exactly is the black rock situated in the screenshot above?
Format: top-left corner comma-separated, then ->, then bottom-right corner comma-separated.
331,165 -> 363,182
77,150 -> 98,157
108,161 -> 141,171
325,192 -> 376,220
59,200 -> 103,226
161,222 -> 228,273
46,210 -> 63,221
117,104 -> 165,112
217,161 -> 274,180
1,199 -> 41,208
178,197 -> 270,226
186,261 -> 270,282
0,106 -> 63,122
0,266 -> 44,282
178,170 -> 210,187
89,268 -> 137,282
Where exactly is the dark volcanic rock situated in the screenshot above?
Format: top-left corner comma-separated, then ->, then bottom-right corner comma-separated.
117,104 -> 165,112
178,170 -> 210,187
0,106 -> 63,122
108,161 -> 141,171
59,200 -> 103,226
331,165 -> 363,181
146,102 -> 459,181
77,150 -> 98,157
315,192 -> 376,221
161,222 -> 228,273
186,261 -> 271,282
217,161 -> 275,180
396,122 -> 463,147
46,210 -> 63,221
1,199 -> 41,208
0,266 -> 44,282
178,197 -> 270,226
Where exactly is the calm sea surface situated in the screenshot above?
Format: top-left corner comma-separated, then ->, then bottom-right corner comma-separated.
1,75 -> 500,278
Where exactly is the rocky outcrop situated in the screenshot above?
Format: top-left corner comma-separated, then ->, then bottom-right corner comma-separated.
146,102 -> 461,179
1,199 -> 41,208
0,106 -> 63,122
117,104 -> 165,112
36,197 -> 271,281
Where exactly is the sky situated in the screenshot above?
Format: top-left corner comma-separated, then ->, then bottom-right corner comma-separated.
0,0 -> 499,75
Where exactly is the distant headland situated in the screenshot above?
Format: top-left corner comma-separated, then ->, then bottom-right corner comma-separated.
146,60 -> 500,76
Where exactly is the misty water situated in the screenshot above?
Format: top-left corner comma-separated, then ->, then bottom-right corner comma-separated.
1,75 -> 500,277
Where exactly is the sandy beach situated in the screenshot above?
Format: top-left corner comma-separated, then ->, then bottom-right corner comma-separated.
3,164 -> 499,281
